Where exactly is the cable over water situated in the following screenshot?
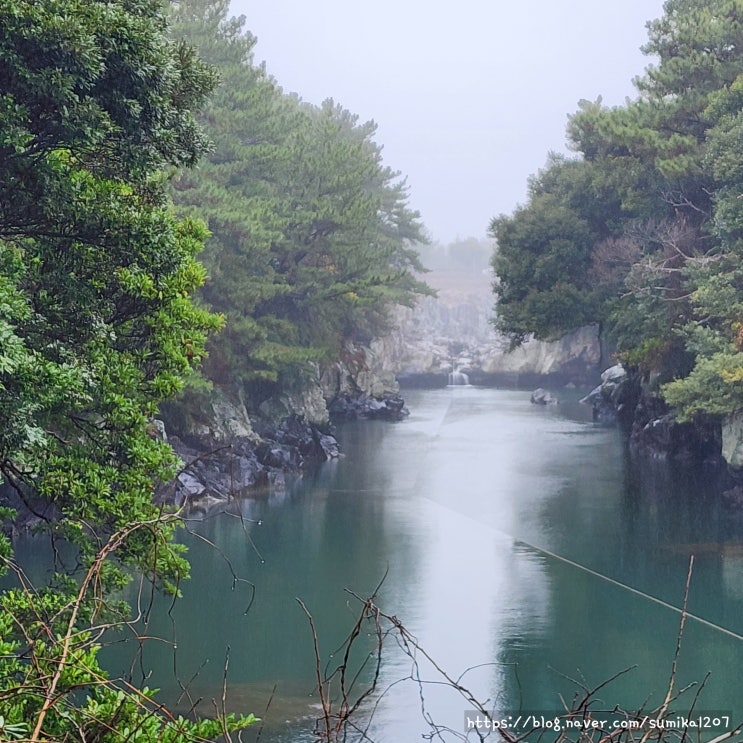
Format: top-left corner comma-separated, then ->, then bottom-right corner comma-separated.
421,387 -> 743,644
510,537 -> 743,643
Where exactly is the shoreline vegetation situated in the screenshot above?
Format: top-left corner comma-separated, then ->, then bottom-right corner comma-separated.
490,1 -> 743,473
2,0 -> 743,740
0,0 -> 429,738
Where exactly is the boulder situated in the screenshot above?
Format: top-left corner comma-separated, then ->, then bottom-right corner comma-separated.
580,363 -> 640,427
601,363 -> 627,384
176,472 -> 206,498
580,383 -> 616,425
256,442 -> 301,471
327,392 -> 409,421
530,388 -> 558,405
159,413 -> 340,510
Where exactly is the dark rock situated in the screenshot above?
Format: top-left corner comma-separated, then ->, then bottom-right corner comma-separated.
319,434 -> 340,458
580,364 -> 641,428
0,479 -> 59,533
326,396 -> 355,419
383,395 -> 407,415
256,442 -> 301,470
259,414 -> 340,462
629,393 -> 721,464
328,392 -> 409,422
176,472 -> 206,498
163,440 -> 271,506
159,412 -> 341,509
197,474 -> 232,500
530,388 -> 558,405
236,455 -> 262,485
580,383 -> 617,425
579,365 -> 722,464
268,469 -> 286,491
722,484 -> 743,507
612,373 -> 643,431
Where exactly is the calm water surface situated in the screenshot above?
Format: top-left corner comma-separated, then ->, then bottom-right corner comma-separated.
97,387 -> 743,740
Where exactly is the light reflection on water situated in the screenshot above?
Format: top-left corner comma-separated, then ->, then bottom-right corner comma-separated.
13,387 -> 743,740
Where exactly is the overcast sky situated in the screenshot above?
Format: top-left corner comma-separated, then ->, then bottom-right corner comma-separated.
229,0 -> 667,244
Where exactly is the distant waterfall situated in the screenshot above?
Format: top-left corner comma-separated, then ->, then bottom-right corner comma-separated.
447,370 -> 470,386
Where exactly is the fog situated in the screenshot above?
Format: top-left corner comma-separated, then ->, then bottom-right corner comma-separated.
229,0 -> 667,243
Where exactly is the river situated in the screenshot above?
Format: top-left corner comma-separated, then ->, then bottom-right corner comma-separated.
97,386 -> 743,740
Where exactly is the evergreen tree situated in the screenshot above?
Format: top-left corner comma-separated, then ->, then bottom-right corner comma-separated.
490,153 -> 640,344
169,0 -> 431,401
492,0 -> 743,418
0,0 -> 252,738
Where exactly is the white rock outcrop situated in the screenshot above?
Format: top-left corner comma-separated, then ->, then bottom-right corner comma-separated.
722,411 -> 743,468
371,270 -> 602,382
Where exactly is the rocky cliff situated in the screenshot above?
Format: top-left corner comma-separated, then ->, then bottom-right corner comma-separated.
580,364 -> 724,466
160,270 -> 612,507
380,270 -> 603,386
158,341 -> 409,508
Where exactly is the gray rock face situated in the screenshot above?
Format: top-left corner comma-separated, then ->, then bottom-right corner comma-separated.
629,392 -> 720,464
369,271 -> 602,385
258,374 -> 330,426
722,411 -> 743,468
481,325 -> 601,379
580,363 -> 634,426
158,388 -> 340,509
320,341 -> 401,400
173,386 -> 255,443
327,391 -> 408,421
319,341 -> 408,421
176,472 -> 206,497
578,365 -> 722,464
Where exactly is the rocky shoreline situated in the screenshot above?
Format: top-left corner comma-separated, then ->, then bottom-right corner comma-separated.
158,266 -> 743,510
160,389 -> 411,511
578,363 -> 724,465
155,340 -> 412,510
159,414 -> 340,509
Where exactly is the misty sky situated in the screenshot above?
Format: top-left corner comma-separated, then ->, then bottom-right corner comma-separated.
230,0 -> 667,244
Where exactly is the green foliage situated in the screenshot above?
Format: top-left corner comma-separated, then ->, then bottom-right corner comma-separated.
0,541 -> 257,742
662,351 -> 743,419
491,0 -> 743,421
168,0 -> 431,398
490,154 -> 628,343
0,0 -> 428,734
0,0 -> 251,739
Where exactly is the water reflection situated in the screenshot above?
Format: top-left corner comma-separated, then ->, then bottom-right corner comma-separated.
11,387 -> 743,740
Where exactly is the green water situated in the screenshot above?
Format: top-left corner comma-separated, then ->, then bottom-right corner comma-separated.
65,388 -> 743,738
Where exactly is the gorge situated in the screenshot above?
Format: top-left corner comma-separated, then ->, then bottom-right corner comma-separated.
158,262 -> 616,509
97,388 -> 743,740
4,1 -> 743,741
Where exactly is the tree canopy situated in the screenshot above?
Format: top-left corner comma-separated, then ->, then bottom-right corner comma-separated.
168,0 -> 431,402
0,0 -> 432,736
491,0 -> 743,420
0,0 -> 252,739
